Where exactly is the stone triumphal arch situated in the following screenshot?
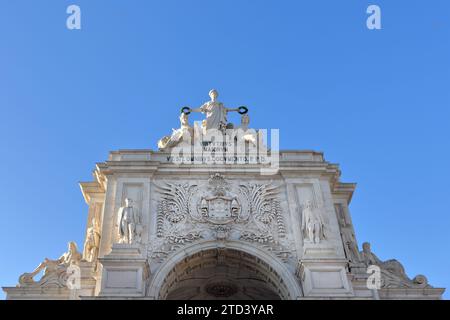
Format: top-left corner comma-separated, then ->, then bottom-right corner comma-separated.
3,90 -> 444,300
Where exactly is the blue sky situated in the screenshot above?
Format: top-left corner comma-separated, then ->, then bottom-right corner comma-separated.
0,0 -> 449,299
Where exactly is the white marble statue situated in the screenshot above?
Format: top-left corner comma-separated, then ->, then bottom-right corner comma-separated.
83,217 -> 101,262
39,241 -> 82,272
116,198 -> 141,244
158,112 -> 193,150
239,114 -> 250,131
157,90 -> 250,150
238,114 -> 258,146
190,89 -> 242,131
341,228 -> 360,262
18,241 -> 82,287
360,242 -> 411,282
360,242 -> 430,288
301,200 -> 325,244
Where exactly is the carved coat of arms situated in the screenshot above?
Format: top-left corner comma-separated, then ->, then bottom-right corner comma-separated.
198,174 -> 242,224
152,173 -> 290,261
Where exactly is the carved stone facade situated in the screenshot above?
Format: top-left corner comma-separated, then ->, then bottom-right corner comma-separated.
2,150 -> 445,300
153,173 -> 286,249
2,92 -> 445,300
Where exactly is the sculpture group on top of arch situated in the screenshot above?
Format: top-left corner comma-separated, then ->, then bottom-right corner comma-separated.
157,89 -> 258,152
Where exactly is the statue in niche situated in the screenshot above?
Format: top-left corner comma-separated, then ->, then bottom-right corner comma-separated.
158,112 -> 193,150
116,198 -> 141,244
83,217 -> 101,262
301,200 -> 325,244
18,241 -> 82,287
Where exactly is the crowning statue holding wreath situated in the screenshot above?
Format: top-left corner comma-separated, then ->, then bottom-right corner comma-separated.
185,89 -> 248,131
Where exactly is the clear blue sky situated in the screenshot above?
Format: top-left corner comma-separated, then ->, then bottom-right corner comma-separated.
1,0 -> 449,299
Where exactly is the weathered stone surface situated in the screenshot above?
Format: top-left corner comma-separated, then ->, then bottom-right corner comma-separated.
3,91 -> 444,300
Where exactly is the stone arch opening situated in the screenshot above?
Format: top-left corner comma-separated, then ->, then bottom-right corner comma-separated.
162,248 -> 285,299
148,241 -> 302,300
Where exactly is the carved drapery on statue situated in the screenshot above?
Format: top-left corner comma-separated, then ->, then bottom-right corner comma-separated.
300,200 -> 325,244
151,173 -> 291,262
334,203 -> 360,262
83,217 -> 101,263
158,113 -> 194,150
116,198 -> 143,244
360,242 -> 430,289
157,89 -> 257,151
196,89 -> 229,131
17,242 -> 82,288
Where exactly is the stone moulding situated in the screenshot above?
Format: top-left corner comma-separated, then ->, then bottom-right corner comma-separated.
2,149 -> 445,300
2,91 -> 445,299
